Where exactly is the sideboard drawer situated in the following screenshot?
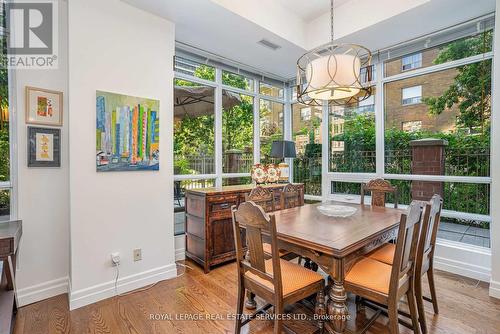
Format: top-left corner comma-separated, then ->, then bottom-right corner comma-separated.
0,239 -> 12,255
208,195 -> 238,218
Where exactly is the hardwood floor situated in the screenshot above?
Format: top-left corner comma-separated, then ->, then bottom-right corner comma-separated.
14,260 -> 500,334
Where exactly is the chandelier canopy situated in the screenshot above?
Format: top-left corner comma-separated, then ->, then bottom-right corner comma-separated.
296,0 -> 373,106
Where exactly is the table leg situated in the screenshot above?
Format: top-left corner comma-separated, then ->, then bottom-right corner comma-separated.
326,258 -> 349,334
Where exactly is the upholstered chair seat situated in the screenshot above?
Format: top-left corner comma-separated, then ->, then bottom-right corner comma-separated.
245,258 -> 324,297
345,257 -> 393,294
368,243 -> 396,265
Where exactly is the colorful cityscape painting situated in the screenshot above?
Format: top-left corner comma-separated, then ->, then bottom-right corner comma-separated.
96,91 -> 160,172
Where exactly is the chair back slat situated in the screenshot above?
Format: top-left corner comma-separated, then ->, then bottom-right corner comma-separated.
391,201 -> 424,287
246,186 -> 275,212
280,184 -> 303,209
424,195 -> 443,254
361,178 -> 398,208
232,201 -> 282,291
415,195 -> 443,277
246,225 -> 266,272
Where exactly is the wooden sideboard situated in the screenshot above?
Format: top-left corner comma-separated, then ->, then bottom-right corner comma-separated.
0,220 -> 22,334
185,183 -> 303,273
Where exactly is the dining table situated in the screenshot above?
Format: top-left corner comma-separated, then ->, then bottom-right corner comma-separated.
246,201 -> 403,334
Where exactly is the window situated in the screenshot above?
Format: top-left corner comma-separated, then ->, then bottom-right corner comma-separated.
300,107 -> 311,121
360,65 -> 376,83
402,120 -> 422,132
385,57 -> 491,247
174,79 -> 215,175
401,86 -> 422,105
260,99 -> 284,163
292,104 -> 322,196
0,0 -> 10,220
174,56 -> 215,80
222,71 -> 254,92
222,176 -> 252,186
329,88 -> 376,173
402,53 -> 422,71
384,30 -> 493,77
260,82 -> 284,98
222,91 -> 253,173
385,62 -> 491,177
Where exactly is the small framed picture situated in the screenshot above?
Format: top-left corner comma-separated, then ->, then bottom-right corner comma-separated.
28,127 -> 61,168
25,86 -> 63,126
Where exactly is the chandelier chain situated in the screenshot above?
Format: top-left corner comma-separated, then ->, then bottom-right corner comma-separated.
330,0 -> 334,42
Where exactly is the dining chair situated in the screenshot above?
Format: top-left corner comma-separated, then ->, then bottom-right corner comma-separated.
245,186 -> 290,258
279,183 -> 315,269
361,178 -> 398,208
246,186 -> 276,212
368,195 -> 443,333
345,201 -> 424,334
231,201 -> 326,334
280,183 -> 304,210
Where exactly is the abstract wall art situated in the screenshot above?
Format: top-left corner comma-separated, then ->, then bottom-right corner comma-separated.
28,126 -> 61,167
26,86 -> 63,126
96,91 -> 160,172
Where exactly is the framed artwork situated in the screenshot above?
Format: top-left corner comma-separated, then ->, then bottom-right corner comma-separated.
96,90 -> 160,172
25,86 -> 63,126
28,127 -> 61,167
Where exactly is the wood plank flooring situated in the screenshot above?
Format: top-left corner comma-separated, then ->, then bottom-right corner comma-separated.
14,260 -> 500,334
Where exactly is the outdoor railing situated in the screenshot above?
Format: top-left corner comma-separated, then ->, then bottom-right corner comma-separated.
175,148 -> 491,216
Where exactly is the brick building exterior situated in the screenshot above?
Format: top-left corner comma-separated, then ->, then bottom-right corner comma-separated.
384,48 -> 460,133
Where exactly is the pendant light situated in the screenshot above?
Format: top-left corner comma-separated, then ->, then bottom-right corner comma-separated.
296,0 -> 373,106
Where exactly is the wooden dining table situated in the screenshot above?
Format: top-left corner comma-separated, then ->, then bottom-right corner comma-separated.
246,201 -> 403,334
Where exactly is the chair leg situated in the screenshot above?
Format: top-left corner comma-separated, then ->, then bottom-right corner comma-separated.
274,299 -> 284,334
407,288 -> 421,334
315,289 -> 325,333
427,267 -> 439,314
387,300 -> 400,334
235,282 -> 245,334
414,275 -> 427,334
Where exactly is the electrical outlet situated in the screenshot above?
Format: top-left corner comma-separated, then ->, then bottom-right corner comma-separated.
133,248 -> 142,262
111,252 -> 120,266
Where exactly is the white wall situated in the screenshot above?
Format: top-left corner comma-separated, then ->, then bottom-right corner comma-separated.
209,0 -> 307,48
14,0 -> 70,306
489,0 -> 500,299
68,0 -> 176,309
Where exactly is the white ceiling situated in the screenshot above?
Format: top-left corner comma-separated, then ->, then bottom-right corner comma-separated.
275,0 -> 353,22
123,0 -> 495,80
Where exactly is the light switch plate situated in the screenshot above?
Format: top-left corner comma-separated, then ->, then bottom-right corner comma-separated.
133,248 -> 142,261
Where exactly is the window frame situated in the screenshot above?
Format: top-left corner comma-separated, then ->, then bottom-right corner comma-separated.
0,13 -> 16,220
173,59 -> 286,187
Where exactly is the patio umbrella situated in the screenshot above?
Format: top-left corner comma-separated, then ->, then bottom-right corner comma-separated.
174,86 -> 242,119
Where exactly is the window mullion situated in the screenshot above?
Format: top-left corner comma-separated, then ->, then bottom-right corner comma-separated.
375,61 -> 385,177
214,68 -> 223,187
284,86 -> 292,183
253,79 -> 260,164
321,101 -> 329,200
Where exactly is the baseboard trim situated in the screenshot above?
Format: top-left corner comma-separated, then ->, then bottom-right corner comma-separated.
69,264 -> 177,310
175,234 -> 185,261
175,247 -> 185,261
17,276 -> 69,307
489,280 -> 500,299
434,256 -> 490,282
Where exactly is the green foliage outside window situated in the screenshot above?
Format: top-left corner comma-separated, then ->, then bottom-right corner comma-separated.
174,64 -> 255,174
